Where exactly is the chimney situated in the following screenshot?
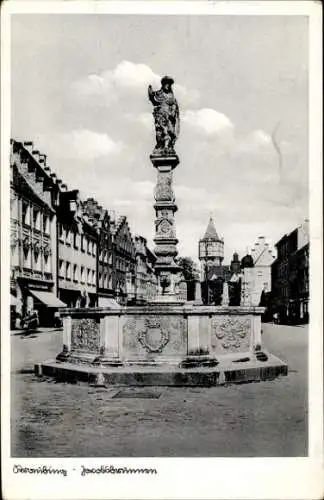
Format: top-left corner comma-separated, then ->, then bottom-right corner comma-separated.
39,154 -> 47,166
32,150 -> 40,161
23,141 -> 33,153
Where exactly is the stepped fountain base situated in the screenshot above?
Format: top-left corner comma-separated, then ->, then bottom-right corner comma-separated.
36,352 -> 287,387
35,305 -> 288,387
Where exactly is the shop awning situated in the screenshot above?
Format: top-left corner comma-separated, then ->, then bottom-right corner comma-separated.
30,290 -> 67,308
10,294 -> 21,306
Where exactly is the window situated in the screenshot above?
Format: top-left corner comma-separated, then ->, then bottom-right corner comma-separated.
92,241 -> 96,256
92,270 -> 96,286
66,262 -> 71,280
80,266 -> 85,283
66,228 -> 71,245
43,214 -> 49,234
44,253 -> 50,272
81,235 -> 85,252
22,201 -> 30,226
87,238 -> 91,254
87,268 -> 91,284
59,259 -> 64,278
73,232 -> 79,249
73,264 -> 78,282
33,208 -> 40,230
59,223 -> 64,240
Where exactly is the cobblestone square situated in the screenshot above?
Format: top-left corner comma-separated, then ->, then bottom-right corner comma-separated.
11,324 -> 308,457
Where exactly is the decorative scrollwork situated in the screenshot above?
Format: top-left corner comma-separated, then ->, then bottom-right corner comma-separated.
33,241 -> 41,256
22,237 -> 31,252
211,317 -> 251,352
43,244 -> 51,257
137,318 -> 170,353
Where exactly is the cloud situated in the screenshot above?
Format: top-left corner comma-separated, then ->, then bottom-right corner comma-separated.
182,108 -> 234,138
234,129 -> 272,154
113,61 -> 160,89
125,112 -> 152,129
38,129 -> 124,161
73,61 -> 200,108
174,84 -> 201,106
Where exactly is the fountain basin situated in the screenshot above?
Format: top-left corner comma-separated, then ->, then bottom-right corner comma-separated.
36,305 -> 288,386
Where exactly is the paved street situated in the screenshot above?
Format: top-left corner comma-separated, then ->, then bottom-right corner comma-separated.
11,323 -> 308,457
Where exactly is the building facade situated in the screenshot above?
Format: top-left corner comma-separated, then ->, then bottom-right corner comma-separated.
110,216 -> 136,304
240,236 -> 276,307
57,189 -> 98,308
82,199 -> 115,307
10,139 -> 65,326
271,220 -> 309,324
133,235 -> 157,304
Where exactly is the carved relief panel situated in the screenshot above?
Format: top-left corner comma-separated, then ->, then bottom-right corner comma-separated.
71,318 -> 100,353
122,315 -> 186,357
211,316 -> 251,353
154,172 -> 175,202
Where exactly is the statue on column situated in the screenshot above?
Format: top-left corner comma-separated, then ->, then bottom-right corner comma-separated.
148,76 -> 180,156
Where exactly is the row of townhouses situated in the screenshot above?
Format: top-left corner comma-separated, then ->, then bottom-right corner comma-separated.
10,139 -> 157,326
271,219 -> 309,324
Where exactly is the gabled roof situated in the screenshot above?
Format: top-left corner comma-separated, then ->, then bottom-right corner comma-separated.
202,217 -> 220,241
13,163 -> 55,212
111,215 -> 127,235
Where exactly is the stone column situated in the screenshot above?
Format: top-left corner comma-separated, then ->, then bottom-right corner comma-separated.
98,314 -> 123,366
56,315 -> 72,361
151,155 -> 182,299
251,313 -> 262,349
221,282 -> 229,306
187,315 -> 200,355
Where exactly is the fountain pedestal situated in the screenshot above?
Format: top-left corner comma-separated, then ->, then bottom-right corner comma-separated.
37,305 -> 288,386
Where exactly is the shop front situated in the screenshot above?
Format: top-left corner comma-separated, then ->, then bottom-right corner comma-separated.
16,277 -> 66,327
29,289 -> 66,327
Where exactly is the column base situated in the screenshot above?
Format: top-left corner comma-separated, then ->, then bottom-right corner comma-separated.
179,355 -> 219,369
92,356 -> 124,367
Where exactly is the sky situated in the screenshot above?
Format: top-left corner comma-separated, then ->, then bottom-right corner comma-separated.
11,14 -> 309,264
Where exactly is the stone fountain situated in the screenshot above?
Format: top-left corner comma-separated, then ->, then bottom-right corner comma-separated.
37,76 -> 287,386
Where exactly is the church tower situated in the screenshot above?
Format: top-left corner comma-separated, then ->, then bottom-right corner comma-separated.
199,216 -> 224,268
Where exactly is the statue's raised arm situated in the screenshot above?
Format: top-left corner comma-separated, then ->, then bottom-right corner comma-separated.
148,76 -> 180,156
